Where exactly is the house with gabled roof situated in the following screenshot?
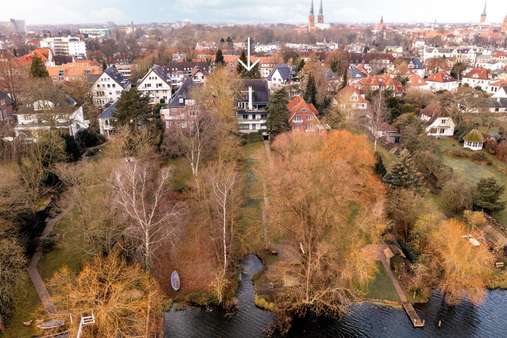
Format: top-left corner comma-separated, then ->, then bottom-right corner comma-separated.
91,66 -> 131,107
98,103 -> 116,137
426,117 -> 455,137
426,71 -> 459,92
267,64 -> 293,91
137,65 -> 172,105
161,79 -> 202,129
15,97 -> 88,141
462,67 -> 492,91
287,95 -> 326,133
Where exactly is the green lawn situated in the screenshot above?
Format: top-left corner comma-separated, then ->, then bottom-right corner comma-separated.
437,139 -> 507,225
365,262 -> 400,302
237,142 -> 265,254
1,273 -> 41,338
38,210 -> 86,281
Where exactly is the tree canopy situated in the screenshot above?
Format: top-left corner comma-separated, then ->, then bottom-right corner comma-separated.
30,57 -> 49,78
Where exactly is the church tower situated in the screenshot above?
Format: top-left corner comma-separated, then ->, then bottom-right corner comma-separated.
480,1 -> 487,24
317,0 -> 324,24
308,0 -> 316,32
502,15 -> 507,33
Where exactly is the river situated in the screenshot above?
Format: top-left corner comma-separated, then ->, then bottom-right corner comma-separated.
165,255 -> 507,338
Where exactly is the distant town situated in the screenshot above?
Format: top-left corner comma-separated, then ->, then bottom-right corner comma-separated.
1,1 -> 507,337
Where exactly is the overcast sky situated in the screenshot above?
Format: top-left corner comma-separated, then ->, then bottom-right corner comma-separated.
2,0 -> 507,25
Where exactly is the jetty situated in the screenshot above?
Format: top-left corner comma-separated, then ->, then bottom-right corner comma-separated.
369,245 -> 426,328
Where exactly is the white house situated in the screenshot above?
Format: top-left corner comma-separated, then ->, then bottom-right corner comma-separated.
463,129 -> 484,151
236,80 -> 269,134
426,71 -> 459,92
98,103 -> 116,137
461,68 -> 492,91
267,64 -> 292,91
91,66 -> 131,108
492,85 -> 507,99
426,117 -> 455,137
137,65 -> 172,105
15,98 -> 88,141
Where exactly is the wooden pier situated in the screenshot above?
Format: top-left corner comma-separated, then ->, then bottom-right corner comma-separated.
373,245 -> 426,328
402,302 -> 425,328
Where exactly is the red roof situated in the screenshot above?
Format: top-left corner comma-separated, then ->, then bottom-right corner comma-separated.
463,67 -> 490,80
427,71 -> 456,83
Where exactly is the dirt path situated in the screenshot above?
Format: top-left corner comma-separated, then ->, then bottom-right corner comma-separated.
28,199 -> 72,315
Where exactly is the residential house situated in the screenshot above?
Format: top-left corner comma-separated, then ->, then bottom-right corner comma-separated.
0,91 -> 14,122
335,86 -> 368,120
426,71 -> 459,92
426,117 -> 455,137
356,74 -> 403,96
287,95 -> 325,132
165,61 -> 210,87
91,66 -> 131,107
47,60 -> 102,82
14,48 -> 55,68
407,73 -> 429,91
137,65 -> 172,105
98,103 -> 116,137
267,64 -> 292,91
463,129 -> 484,151
161,79 -> 201,129
15,97 -> 88,141
407,57 -> 425,77
462,67 -> 492,91
492,84 -> 507,99
488,98 -> 507,113
236,79 -> 269,134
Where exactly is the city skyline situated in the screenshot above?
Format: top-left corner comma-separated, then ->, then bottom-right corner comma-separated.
2,0 -> 507,26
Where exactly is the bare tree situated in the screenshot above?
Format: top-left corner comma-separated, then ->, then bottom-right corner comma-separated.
209,161 -> 238,276
165,111 -> 217,178
367,88 -> 387,152
113,159 -> 182,270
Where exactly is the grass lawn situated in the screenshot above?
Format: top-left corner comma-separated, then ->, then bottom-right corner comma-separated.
38,209 -> 86,281
1,273 -> 41,338
237,142 -> 266,254
436,138 -> 507,225
365,262 -> 400,302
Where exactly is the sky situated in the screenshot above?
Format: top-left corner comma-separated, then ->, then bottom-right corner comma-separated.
2,0 -> 507,25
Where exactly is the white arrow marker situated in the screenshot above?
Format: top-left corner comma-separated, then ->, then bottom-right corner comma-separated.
238,37 -> 259,72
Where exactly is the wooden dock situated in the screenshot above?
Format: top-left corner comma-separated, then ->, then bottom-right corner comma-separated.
373,245 -> 426,328
402,302 -> 425,328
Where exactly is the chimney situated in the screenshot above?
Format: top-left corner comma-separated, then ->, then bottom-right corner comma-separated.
248,86 -> 253,110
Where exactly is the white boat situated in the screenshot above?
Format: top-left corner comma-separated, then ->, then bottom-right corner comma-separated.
171,271 -> 181,291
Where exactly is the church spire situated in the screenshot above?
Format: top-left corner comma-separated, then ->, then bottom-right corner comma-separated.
319,0 -> 323,16
482,1 -> 487,16
310,0 -> 314,16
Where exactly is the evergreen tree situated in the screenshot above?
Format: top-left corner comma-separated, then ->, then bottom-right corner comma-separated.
113,87 -> 152,129
30,57 -> 49,78
383,149 -> 423,189
267,88 -> 290,137
215,49 -> 225,66
473,178 -> 505,213
237,50 -> 260,79
374,152 -> 387,178
304,73 -> 318,107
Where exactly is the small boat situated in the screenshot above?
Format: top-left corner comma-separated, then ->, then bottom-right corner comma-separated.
36,319 -> 65,330
171,271 -> 181,291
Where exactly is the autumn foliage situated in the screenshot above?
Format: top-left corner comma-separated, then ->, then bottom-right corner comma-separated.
267,130 -> 386,320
